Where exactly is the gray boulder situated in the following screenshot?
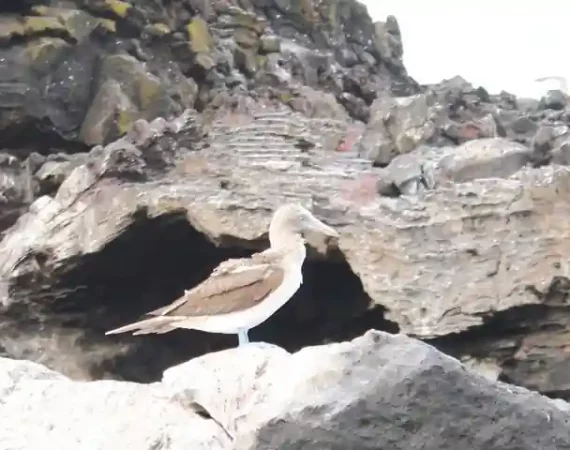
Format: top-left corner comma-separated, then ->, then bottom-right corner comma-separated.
0,358 -> 229,450
1,330 -> 569,449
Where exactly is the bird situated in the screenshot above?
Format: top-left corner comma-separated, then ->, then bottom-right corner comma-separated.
105,203 -> 339,346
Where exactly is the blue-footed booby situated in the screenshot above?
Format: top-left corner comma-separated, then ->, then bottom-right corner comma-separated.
105,203 -> 339,346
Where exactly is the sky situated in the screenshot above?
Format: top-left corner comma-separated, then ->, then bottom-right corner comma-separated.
362,1 -> 570,99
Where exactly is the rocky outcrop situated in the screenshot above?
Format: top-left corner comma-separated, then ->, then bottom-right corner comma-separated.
357,76 -> 570,167
0,0 -> 413,154
1,0 -> 570,418
1,99 -> 570,403
1,331 -> 569,450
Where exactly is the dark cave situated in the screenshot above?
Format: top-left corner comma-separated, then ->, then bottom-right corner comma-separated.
36,209 -> 398,382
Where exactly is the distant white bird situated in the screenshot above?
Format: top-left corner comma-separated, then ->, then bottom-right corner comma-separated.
105,203 -> 339,346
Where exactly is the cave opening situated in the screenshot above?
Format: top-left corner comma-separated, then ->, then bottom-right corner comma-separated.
0,122 -> 90,158
40,209 -> 397,382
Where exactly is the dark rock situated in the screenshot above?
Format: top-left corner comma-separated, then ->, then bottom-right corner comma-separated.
441,114 -> 498,144
259,34 -> 280,53
509,116 -> 539,135
375,175 -> 399,197
155,330 -> 570,450
541,89 -> 567,110
358,93 -> 440,165
383,153 -> 426,195
0,0 -> 419,154
234,46 -> 258,76
25,152 -> 46,173
433,138 -> 532,184
531,124 -> 570,165
338,92 -> 369,123
80,53 -> 182,146
373,15 -> 403,62
285,86 -> 350,120
35,154 -> 87,196
232,331 -> 570,450
356,96 -> 393,165
0,153 -> 33,231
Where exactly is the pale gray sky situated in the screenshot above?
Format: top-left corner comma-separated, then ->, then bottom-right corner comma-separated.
363,1 -> 569,98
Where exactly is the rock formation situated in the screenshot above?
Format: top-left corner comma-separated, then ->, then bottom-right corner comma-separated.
1,331 -> 569,449
0,2 -> 570,445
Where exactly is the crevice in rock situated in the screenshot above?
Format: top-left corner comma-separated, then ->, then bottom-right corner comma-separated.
427,300 -> 570,402
0,125 -> 90,156
4,209 -> 396,382
0,1 -> 47,14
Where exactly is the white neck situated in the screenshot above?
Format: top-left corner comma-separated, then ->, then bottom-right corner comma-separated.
268,226 -> 306,269
269,220 -> 300,249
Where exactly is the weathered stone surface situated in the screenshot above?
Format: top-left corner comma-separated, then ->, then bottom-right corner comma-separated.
1,103 -> 570,401
355,75 -> 570,171
387,93 -> 440,155
541,89 -> 567,110
2,331 -> 568,450
0,356 -> 229,449
228,331 -> 570,449
2,0 -> 570,415
430,138 -> 532,184
35,153 -> 87,195
0,153 -> 35,233
356,94 -> 394,164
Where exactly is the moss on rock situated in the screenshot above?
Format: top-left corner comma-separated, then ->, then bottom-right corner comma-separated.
186,17 -> 213,54
102,0 -> 132,19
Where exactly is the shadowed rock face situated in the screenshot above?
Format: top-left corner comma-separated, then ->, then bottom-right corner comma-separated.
0,111 -> 399,381
1,207 -> 391,382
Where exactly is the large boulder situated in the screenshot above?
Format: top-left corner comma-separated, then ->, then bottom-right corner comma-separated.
0,358 -> 228,449
1,330 -> 569,449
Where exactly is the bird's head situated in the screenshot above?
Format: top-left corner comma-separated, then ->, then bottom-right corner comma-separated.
269,203 -> 339,247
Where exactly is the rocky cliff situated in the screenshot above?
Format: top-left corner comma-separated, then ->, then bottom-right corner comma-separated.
1,0 -> 570,445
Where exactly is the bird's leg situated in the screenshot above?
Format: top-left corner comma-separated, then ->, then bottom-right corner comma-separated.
237,328 -> 249,346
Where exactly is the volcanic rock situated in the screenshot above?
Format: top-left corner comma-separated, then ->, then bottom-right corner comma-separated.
1,0 -> 570,411
1,331 -> 569,450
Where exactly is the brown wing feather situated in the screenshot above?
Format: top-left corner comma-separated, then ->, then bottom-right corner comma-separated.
147,264 -> 285,317
211,249 -> 280,276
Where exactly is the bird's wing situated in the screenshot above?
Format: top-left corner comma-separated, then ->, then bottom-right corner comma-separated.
147,258 -> 285,317
210,249 -> 281,276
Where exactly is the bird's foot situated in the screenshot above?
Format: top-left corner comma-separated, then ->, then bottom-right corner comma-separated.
236,330 -> 280,350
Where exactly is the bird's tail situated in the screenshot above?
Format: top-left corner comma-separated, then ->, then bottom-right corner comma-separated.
105,316 -> 185,336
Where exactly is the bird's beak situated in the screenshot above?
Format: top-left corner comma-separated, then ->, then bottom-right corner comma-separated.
304,214 -> 339,238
